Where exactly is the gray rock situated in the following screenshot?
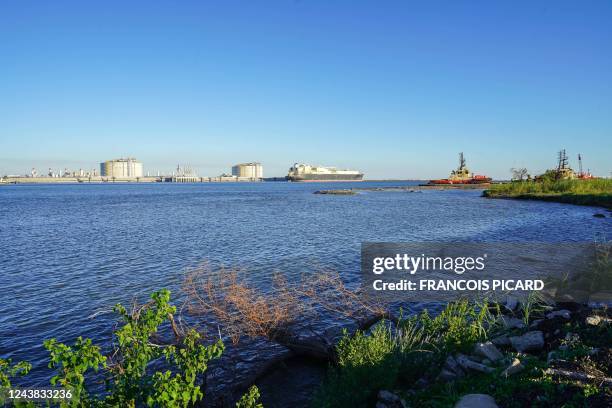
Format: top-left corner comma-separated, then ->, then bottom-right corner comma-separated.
376,403 -> 389,408
377,390 -> 407,408
501,358 -> 524,377
509,331 -> 544,352
473,341 -> 504,362
454,394 -> 498,408
504,296 -> 518,311
491,334 -> 511,346
546,309 -> 571,319
444,355 -> 465,377
466,354 -> 486,363
438,368 -> 458,382
378,390 -> 400,403
501,316 -> 526,329
456,354 -> 494,373
530,319 -> 544,328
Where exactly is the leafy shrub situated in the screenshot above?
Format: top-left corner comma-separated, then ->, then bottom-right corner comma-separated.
236,385 -> 264,408
0,357 -> 33,407
44,337 -> 106,405
7,289 -> 263,407
0,358 -> 31,388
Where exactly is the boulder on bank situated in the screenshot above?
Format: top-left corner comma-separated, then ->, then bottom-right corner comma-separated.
504,295 -> 518,312
509,331 -> 544,352
377,390 -> 407,408
546,309 -> 571,319
501,316 -> 526,330
491,334 -> 511,347
473,341 -> 504,362
456,354 -> 494,373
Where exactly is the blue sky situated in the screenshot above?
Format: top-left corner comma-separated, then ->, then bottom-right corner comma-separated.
1,1 -> 610,179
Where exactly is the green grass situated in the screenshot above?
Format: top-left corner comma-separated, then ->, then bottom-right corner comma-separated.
407,314 -> 612,408
312,300 -> 498,408
483,179 -> 612,208
407,356 -> 596,408
313,296 -> 611,408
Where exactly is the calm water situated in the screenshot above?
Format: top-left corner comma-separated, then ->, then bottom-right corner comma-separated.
0,181 -> 609,385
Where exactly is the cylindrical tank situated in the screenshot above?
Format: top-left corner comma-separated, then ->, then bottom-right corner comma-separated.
100,158 -> 144,178
231,162 -> 263,179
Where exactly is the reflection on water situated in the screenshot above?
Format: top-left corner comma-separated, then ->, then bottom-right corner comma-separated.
0,181 -> 609,385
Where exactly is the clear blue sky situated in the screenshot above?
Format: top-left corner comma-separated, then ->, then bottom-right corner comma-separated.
1,1 -> 610,178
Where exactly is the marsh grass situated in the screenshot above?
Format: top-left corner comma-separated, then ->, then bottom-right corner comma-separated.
520,291 -> 552,327
483,179 -> 612,208
313,300 -> 498,408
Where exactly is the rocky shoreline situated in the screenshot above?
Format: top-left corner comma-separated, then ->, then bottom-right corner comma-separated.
201,296 -> 611,407
373,299 -> 611,407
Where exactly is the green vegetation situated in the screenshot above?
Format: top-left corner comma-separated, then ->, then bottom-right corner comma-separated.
313,300 -> 499,408
409,315 -> 612,408
0,290 -> 263,408
236,385 -> 264,408
0,359 -> 31,388
407,355 -> 599,408
314,298 -> 611,408
483,178 -> 612,208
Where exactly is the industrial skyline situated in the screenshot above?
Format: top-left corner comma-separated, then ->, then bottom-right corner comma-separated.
1,2 -> 611,178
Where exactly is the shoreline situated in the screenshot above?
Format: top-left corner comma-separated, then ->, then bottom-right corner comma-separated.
482,179 -> 612,210
483,192 -> 612,210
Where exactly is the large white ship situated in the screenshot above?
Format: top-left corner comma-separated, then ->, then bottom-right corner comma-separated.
286,163 -> 364,182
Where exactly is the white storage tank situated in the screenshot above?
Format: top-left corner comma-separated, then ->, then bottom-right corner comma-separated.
100,158 -> 144,178
231,162 -> 263,179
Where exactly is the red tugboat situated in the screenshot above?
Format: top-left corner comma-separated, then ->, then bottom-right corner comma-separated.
429,153 -> 492,185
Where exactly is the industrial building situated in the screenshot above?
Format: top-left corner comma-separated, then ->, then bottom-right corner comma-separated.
100,158 -> 143,178
231,162 -> 263,179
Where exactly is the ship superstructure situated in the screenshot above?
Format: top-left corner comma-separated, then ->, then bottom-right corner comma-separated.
429,153 -> 491,184
287,163 -> 364,182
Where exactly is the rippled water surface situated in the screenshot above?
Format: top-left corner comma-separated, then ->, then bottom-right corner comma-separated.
1,182 -> 609,385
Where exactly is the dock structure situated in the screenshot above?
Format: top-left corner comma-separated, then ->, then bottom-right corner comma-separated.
204,176 -> 262,182
165,175 -> 200,183
3,175 -> 266,184
3,176 -> 159,184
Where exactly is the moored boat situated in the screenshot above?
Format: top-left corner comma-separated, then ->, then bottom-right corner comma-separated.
429,153 -> 491,185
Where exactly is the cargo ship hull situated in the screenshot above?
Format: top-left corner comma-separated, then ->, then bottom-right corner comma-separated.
287,173 -> 364,182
